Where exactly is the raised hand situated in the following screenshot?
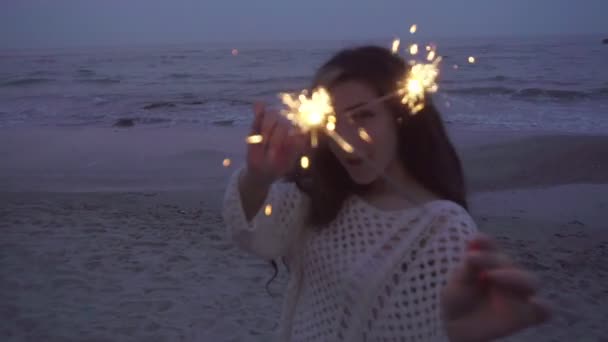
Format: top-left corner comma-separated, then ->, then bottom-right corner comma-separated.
246,102 -> 307,185
442,234 -> 551,342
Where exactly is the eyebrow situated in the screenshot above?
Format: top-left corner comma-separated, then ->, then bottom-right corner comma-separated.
342,102 -> 367,112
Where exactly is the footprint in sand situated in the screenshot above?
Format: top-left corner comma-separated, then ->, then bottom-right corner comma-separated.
118,300 -> 173,313
99,284 -> 124,294
15,317 -> 38,332
52,277 -> 93,292
167,255 -> 190,263
0,304 -> 19,320
84,260 -> 102,271
145,321 -> 161,332
132,241 -> 169,248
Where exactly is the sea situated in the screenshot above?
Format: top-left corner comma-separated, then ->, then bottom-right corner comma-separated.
1,35 -> 607,133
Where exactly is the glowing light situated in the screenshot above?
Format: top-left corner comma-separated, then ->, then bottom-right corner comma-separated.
280,88 -> 333,131
246,134 -> 263,144
280,87 -> 353,154
426,50 -> 436,62
391,39 -> 401,54
453,64 -> 459,70
410,24 -> 417,34
222,158 -> 231,167
468,56 -> 476,64
426,45 -> 432,51
231,48 -> 239,56
409,44 -> 419,55
300,156 -> 310,169
327,130 -> 354,153
264,204 -> 272,216
358,128 -> 372,143
398,56 -> 442,115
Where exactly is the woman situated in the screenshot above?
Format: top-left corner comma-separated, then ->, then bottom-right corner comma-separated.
222,46 -> 549,341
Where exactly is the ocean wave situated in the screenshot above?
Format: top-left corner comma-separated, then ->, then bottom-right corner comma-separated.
168,73 -> 194,79
143,102 -> 177,110
447,86 -> 516,96
112,117 -> 173,127
28,70 -> 54,77
78,78 -> 121,85
241,75 -> 310,85
1,78 -> 55,87
595,87 -> 608,95
141,97 -> 251,111
137,117 -> 173,125
447,86 -> 607,101
512,88 -> 588,101
442,76 -> 509,85
443,75 -> 581,87
77,68 -> 96,76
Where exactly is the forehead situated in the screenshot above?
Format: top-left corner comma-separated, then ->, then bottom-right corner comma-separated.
330,81 -> 378,115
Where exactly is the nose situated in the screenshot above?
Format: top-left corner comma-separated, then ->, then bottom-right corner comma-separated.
333,119 -> 367,153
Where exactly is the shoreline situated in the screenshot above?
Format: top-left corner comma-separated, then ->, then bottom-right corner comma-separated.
1,125 -> 606,193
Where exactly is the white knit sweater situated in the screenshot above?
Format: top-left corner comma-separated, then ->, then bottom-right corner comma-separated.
222,168 -> 477,342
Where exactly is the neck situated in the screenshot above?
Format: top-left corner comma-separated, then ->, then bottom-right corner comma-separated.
360,159 -> 438,208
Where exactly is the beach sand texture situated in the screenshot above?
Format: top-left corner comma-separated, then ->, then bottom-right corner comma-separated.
1,126 -> 607,341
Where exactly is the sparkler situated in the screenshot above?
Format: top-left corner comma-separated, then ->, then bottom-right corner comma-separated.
300,156 -> 310,169
264,204 -> 272,216
391,39 -> 401,54
279,87 -> 354,154
236,24 -> 446,209
246,134 -> 263,144
409,44 -> 419,55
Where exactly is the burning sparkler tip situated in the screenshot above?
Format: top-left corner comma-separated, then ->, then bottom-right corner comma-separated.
246,134 -> 264,144
300,156 -> 310,169
391,39 -> 401,54
264,204 -> 272,216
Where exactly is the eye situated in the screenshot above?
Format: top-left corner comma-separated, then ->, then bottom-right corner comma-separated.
350,110 -> 375,122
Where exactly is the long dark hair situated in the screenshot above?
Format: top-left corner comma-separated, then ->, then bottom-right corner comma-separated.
267,46 -> 468,292
289,45 -> 468,226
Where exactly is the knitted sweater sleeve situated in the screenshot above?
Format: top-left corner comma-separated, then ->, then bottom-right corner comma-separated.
221,167 -> 309,260
359,201 -> 478,342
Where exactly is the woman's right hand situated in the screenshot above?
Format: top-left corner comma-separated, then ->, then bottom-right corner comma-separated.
245,103 -> 306,186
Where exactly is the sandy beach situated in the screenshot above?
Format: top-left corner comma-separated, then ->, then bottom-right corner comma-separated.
1,125 -> 607,341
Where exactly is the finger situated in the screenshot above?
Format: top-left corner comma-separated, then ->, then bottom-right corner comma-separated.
261,112 -> 279,152
528,297 -> 552,324
467,234 -> 498,252
497,296 -> 552,333
268,122 -> 288,162
466,250 -> 513,271
486,268 -> 539,296
285,130 -> 308,153
252,102 -> 265,134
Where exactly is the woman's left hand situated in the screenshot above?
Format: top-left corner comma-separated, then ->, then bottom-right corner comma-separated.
441,234 -> 551,342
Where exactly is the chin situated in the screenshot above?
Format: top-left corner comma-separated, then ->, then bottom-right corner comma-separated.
346,170 -> 378,186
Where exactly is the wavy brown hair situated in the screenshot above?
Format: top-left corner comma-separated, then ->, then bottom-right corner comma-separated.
268,46 -> 468,293
287,46 -> 468,227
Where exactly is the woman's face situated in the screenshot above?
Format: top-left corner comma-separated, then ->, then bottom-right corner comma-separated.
328,80 -> 400,185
